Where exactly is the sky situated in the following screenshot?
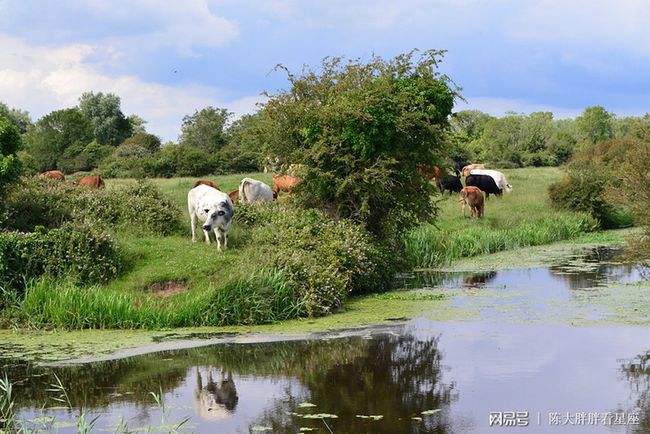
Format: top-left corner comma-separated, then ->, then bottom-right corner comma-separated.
1,0 -> 650,141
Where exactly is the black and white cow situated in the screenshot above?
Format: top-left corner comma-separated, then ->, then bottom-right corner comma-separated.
188,183 -> 234,250
465,174 -> 503,198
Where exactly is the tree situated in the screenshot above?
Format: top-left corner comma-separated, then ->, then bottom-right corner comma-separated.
120,132 -> 161,153
23,108 -> 93,172
0,102 -> 32,133
59,140 -> 112,173
259,51 -> 457,242
127,114 -> 147,134
575,106 -> 614,146
179,107 -> 230,152
222,113 -> 266,172
79,92 -> 132,146
0,115 -> 22,194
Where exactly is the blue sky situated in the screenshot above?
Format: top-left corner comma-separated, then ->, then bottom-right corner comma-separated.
1,0 -> 649,141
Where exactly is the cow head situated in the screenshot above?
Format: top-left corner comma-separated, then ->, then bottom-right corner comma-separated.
504,183 -> 513,193
201,201 -> 233,231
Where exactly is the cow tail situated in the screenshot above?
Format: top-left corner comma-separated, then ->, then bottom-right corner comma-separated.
239,179 -> 248,203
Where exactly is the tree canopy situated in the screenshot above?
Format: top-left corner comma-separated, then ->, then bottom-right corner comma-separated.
24,108 -> 93,172
179,107 -> 230,152
79,92 -> 132,146
0,115 -> 22,193
259,51 -> 457,241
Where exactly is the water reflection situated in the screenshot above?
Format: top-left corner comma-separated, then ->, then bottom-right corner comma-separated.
195,369 -> 238,420
621,351 -> 650,433
7,330 -> 456,433
402,247 -> 647,293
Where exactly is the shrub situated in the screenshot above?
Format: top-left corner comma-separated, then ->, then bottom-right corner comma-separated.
549,138 -> 637,229
0,116 -> 22,194
233,204 -> 391,317
98,142 -> 153,178
0,223 -> 122,298
258,51 -> 457,246
59,140 -> 112,173
2,177 -> 182,235
145,144 -> 222,177
548,171 -> 632,229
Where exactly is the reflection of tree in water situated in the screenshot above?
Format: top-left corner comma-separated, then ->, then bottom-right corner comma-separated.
403,270 -> 497,289
250,333 -> 456,433
620,351 -> 650,433
8,330 -> 456,432
194,368 -> 238,420
548,246 -> 645,290
463,271 -> 497,287
7,356 -> 188,409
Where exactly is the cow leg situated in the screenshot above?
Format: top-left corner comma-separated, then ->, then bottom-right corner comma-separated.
190,211 -> 197,242
203,228 -> 211,245
214,228 -> 222,251
216,228 -> 227,251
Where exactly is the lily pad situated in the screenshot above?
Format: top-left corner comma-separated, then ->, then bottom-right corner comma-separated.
302,413 -> 339,419
356,414 -> 384,420
421,409 -> 441,415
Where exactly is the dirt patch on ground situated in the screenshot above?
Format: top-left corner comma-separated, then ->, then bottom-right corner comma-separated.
147,280 -> 189,298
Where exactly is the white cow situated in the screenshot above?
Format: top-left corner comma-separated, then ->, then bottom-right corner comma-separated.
469,169 -> 513,193
188,184 -> 234,250
238,178 -> 274,204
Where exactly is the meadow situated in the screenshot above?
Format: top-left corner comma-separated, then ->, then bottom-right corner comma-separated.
4,167 -> 600,330
404,167 -> 596,267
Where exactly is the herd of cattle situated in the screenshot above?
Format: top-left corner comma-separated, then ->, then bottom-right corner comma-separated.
39,163 -> 510,249
40,170 -> 105,188
188,175 -> 297,250
420,162 -> 513,219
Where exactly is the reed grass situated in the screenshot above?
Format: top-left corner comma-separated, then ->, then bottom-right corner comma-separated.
404,167 -> 598,267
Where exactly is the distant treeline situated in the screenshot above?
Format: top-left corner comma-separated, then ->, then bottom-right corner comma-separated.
449,107 -> 650,168
2,95 -> 649,178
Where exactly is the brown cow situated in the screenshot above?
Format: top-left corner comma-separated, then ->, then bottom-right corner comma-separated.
193,179 -> 220,190
272,174 -> 300,196
228,189 -> 239,203
77,175 -> 105,189
417,165 -> 443,181
39,170 -> 65,181
461,164 -> 486,177
459,186 -> 484,218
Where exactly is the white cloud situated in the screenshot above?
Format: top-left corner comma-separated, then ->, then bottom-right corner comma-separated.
508,0 -> 650,57
456,96 -> 581,118
0,34 -> 262,141
1,0 -> 239,57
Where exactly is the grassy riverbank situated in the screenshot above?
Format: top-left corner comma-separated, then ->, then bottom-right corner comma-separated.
1,167 -> 605,331
0,229 -> 639,364
405,167 -> 597,267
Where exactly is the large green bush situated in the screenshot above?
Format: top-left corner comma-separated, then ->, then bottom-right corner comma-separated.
2,178 -> 182,235
0,116 -> 22,194
232,204 -> 390,317
0,223 -> 122,296
259,51 -> 456,245
548,138 -> 636,229
548,171 -> 631,229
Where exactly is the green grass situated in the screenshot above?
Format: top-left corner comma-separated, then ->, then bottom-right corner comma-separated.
4,168 -> 605,330
106,172 -> 274,217
404,167 -> 598,267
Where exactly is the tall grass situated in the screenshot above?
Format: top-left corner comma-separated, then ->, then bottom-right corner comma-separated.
21,270 -> 302,329
404,167 -> 598,268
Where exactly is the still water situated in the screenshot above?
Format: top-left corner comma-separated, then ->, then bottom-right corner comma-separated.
3,249 -> 649,433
